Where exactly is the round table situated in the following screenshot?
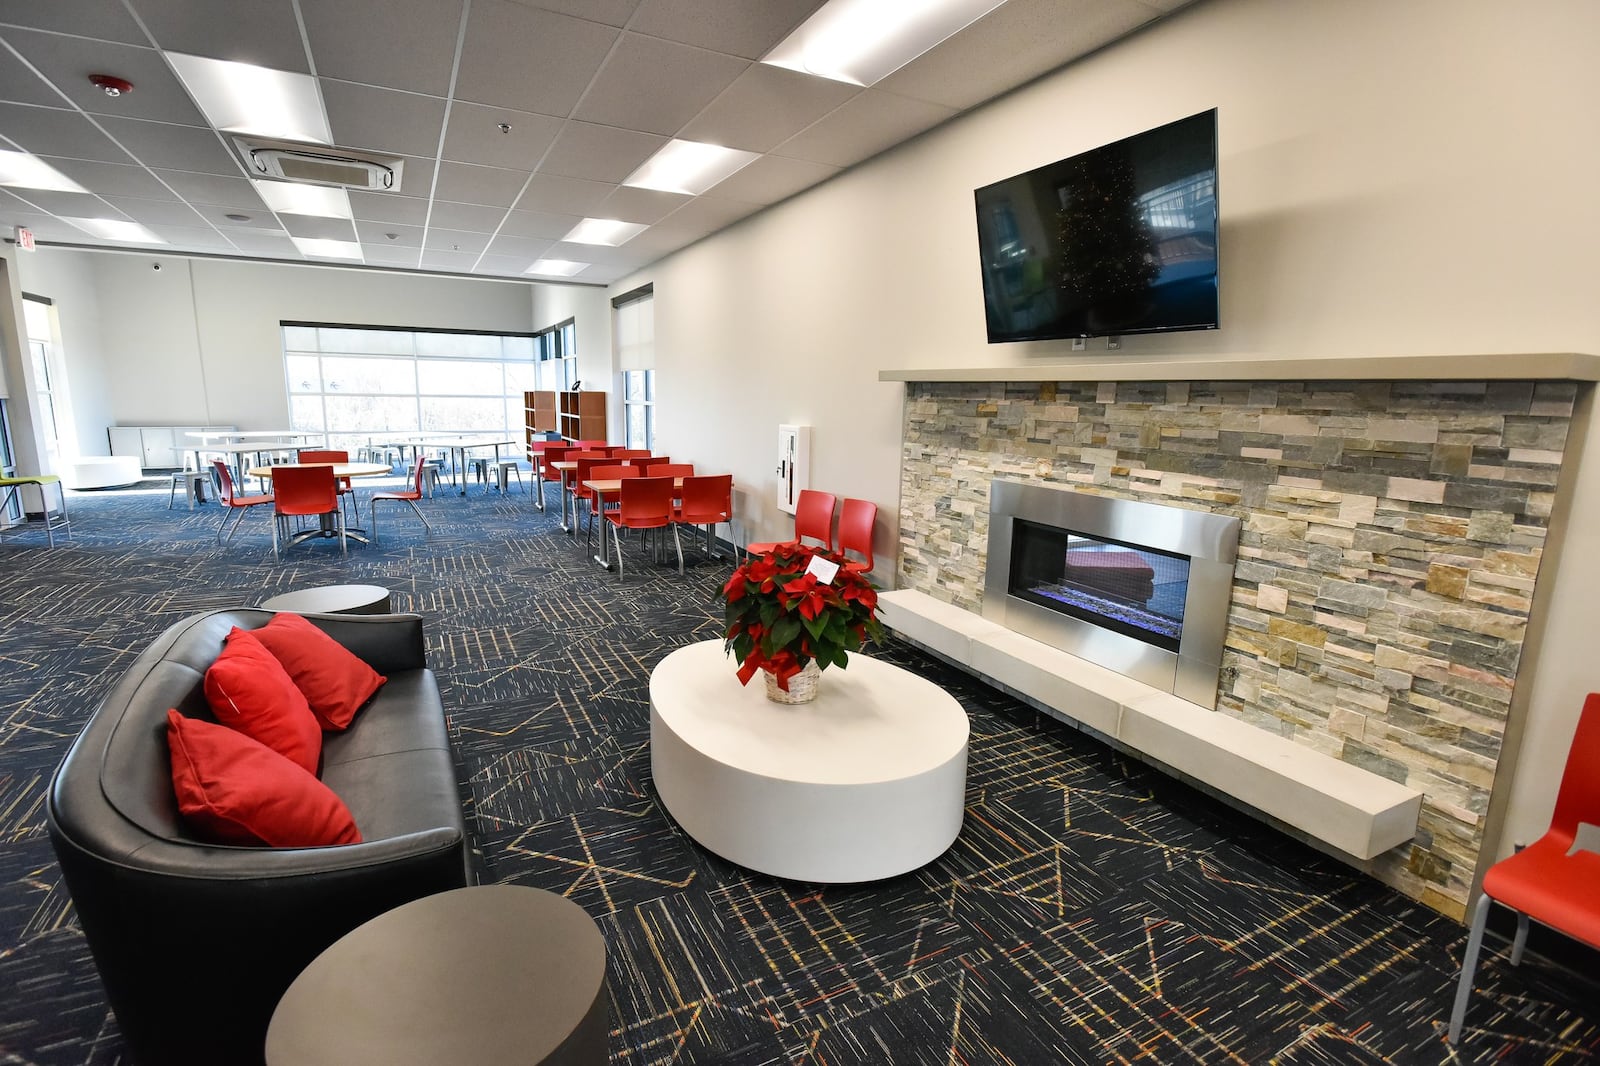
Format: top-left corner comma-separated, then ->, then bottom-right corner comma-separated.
261,584 -> 392,614
265,885 -> 609,1066
649,640 -> 970,883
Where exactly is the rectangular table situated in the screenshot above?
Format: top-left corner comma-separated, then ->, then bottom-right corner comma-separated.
416,438 -> 517,496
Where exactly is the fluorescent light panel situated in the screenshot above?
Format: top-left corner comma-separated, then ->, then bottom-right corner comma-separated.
251,179 -> 352,219
526,259 -> 588,277
291,237 -> 362,260
61,217 -> 165,243
762,0 -> 1008,86
623,139 -> 760,196
167,51 -> 332,145
561,218 -> 648,246
0,151 -> 87,193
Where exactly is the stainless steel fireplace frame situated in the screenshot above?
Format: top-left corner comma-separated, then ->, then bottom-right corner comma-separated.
984,480 -> 1240,709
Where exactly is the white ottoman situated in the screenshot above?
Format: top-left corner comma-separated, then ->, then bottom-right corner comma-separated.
62,455 -> 144,489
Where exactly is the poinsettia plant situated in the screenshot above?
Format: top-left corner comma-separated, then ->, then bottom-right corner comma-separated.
723,543 -> 884,691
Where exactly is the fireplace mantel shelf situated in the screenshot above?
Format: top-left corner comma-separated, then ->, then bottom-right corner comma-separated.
879,351 -> 1600,384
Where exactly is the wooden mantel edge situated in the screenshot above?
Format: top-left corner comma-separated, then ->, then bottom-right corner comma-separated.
878,352 -> 1600,384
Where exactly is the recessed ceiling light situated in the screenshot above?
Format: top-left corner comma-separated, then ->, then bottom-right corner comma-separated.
251,180 -> 352,220
0,151 -> 87,193
60,217 -> 165,243
762,0 -> 1008,86
623,139 -> 761,196
291,237 -> 362,260
166,51 -> 332,144
224,213 -> 251,222
525,259 -> 588,277
560,218 -> 648,246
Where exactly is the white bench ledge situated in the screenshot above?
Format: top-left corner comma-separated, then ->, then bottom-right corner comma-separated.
879,587 -> 1423,860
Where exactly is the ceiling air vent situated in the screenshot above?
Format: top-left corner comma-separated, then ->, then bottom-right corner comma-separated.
232,136 -> 403,192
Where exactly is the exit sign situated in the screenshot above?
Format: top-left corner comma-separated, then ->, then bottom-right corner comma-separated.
14,227 -> 34,251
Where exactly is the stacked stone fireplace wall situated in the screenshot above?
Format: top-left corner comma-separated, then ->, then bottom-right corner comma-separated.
898,378 -> 1579,917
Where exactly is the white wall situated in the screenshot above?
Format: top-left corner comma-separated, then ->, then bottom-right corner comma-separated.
609,0 -> 1600,875
530,283 -> 613,435
19,252 -> 540,431
16,249 -> 115,456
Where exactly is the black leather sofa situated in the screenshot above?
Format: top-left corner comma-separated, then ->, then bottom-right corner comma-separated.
47,608 -> 473,1066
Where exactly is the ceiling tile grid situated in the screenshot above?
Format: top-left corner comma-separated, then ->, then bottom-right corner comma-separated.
0,0 -> 1188,283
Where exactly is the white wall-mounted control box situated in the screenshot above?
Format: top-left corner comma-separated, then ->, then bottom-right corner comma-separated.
777,424 -> 811,515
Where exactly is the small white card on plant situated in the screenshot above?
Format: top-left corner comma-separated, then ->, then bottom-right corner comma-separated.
805,555 -> 840,584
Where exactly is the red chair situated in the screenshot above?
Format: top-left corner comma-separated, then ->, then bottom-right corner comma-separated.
369,455 -> 432,545
1447,693 -> 1600,1043
838,497 -> 877,575
568,452 -> 612,534
746,488 -> 835,558
611,449 -> 652,460
605,476 -> 682,578
535,443 -> 572,510
211,459 -> 274,545
572,439 -> 609,450
646,463 -> 694,479
674,474 -> 734,562
297,449 -> 355,520
583,463 -> 639,549
271,464 -> 344,558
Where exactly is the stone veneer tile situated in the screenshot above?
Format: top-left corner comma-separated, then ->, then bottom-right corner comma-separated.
896,377 -> 1574,918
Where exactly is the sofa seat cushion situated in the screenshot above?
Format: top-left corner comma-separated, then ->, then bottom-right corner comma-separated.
167,711 -> 361,847
203,627 -> 322,774
254,612 -> 386,732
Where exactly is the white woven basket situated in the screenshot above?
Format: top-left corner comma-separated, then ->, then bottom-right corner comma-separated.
764,659 -> 820,704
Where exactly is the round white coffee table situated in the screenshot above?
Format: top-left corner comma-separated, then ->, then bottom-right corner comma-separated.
649,640 -> 969,882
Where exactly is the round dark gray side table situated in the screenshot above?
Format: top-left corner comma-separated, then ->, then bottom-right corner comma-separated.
265,884 -> 609,1066
260,583 -> 392,614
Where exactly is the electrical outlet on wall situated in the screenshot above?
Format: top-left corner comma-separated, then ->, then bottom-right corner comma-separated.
1106,335 -> 1121,350
1071,338 -> 1086,351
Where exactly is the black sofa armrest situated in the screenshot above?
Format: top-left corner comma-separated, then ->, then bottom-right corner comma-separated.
293,610 -> 427,675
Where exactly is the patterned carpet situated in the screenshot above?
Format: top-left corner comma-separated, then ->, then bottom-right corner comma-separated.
0,473 -> 1595,1065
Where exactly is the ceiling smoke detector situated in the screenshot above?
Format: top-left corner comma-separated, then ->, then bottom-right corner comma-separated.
89,74 -> 133,97
231,136 -> 403,192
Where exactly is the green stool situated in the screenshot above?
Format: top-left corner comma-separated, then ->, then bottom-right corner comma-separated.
0,474 -> 70,546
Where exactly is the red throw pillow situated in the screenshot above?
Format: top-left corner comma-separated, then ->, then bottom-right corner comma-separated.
203,627 -> 322,774
252,612 -> 387,732
167,710 -> 361,847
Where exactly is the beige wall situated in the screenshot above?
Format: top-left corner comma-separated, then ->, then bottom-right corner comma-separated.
609,0 -> 1600,871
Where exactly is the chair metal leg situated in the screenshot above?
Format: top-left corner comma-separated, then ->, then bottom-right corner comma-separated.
1510,912 -> 1529,965
371,501 -> 381,545
671,523 -> 684,575
336,508 -> 346,554
406,498 -> 431,531
1448,892 -> 1495,1044
611,521 -> 624,578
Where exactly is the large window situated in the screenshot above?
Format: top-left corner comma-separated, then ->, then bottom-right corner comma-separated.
534,321 -> 576,391
623,370 -> 654,449
614,287 -> 654,450
282,324 -> 536,452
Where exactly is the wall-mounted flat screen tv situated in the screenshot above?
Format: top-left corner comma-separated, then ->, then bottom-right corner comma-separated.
974,109 -> 1218,343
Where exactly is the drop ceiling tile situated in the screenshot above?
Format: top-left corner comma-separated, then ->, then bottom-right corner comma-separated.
508,0 -> 641,27
539,121 -> 662,184
278,214 -> 358,240
707,152 -> 837,205
188,203 -> 281,229
573,32 -> 747,137
300,0 -> 465,95
43,157 -> 177,199
348,189 -> 431,225
771,89 -> 956,169
441,101 -> 563,170
433,161 -> 529,207
496,208 -> 581,240
0,44 -> 67,107
512,173 -> 614,216
473,252 -> 537,276
392,154 -> 437,196
151,170 -> 265,208
131,0 -> 311,71
627,0 -> 823,60
595,185 -> 687,225
2,0 -> 146,43
7,216 -> 84,241
4,30 -> 207,124
654,193 -> 759,235
355,219 -> 424,246
0,102 -> 133,162
877,0 -> 1155,110
99,194 -> 207,225
7,188 -> 126,216
680,63 -> 856,154
221,230 -> 299,255
426,200 -> 506,233
322,80 -> 446,158
423,227 -> 490,254
360,244 -> 422,267
418,248 -> 478,272
455,0 -> 616,116
98,116 -> 238,174
485,233 -> 554,258
147,224 -> 233,248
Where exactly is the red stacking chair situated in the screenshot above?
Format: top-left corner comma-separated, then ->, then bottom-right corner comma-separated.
746,488 -> 835,558
297,449 -> 356,521
605,476 -> 682,578
646,462 -> 693,479
838,497 -> 877,575
583,463 -> 639,549
572,439 -> 609,450
674,474 -> 734,563
369,455 -> 433,545
535,443 -> 572,509
611,449 -> 652,460
1447,693 -> 1600,1043
567,452 -> 612,535
271,464 -> 344,558
211,459 -> 274,545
